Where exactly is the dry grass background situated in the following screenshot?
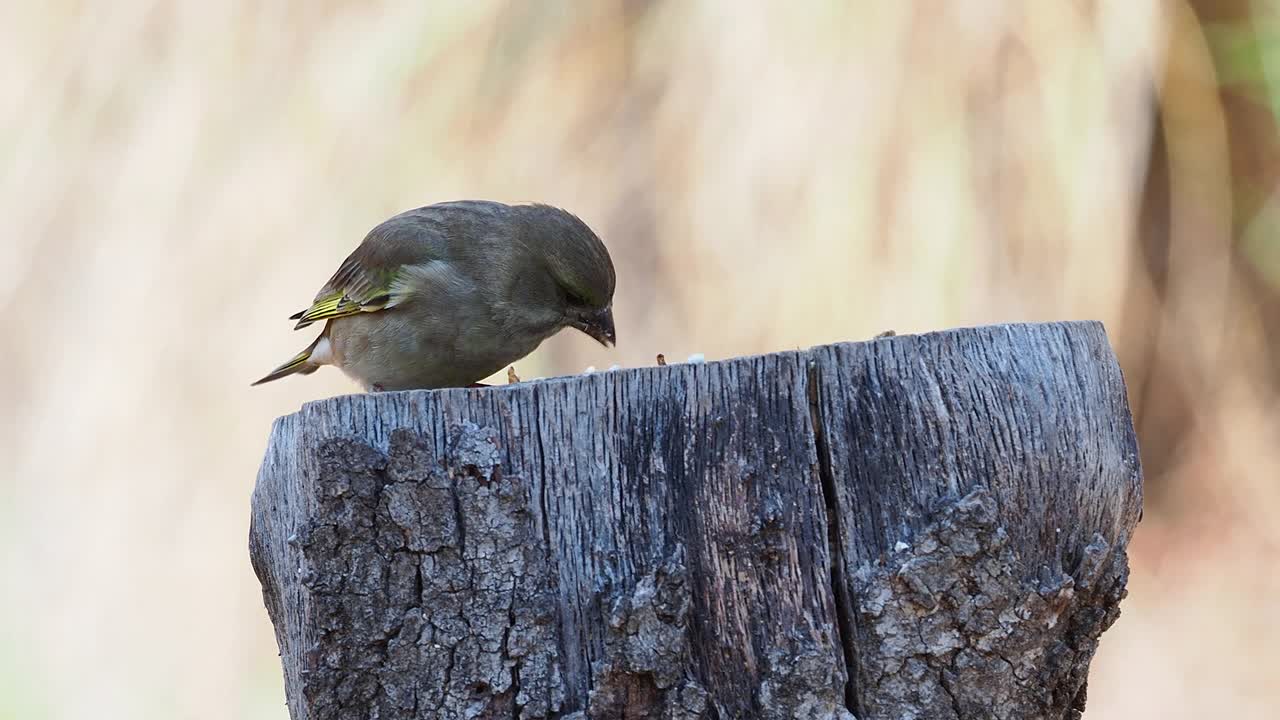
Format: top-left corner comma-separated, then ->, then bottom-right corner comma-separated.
2,1 -> 1278,718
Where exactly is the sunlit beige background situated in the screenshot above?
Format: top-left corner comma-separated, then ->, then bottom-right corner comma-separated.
3,1 -> 1279,718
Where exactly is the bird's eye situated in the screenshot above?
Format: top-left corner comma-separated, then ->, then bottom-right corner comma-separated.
565,290 -> 588,306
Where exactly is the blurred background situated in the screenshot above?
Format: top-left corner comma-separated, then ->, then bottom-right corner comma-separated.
1,1 -> 1277,718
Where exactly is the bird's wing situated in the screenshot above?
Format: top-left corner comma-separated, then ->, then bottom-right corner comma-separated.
290,261 -> 402,328
290,249 -> 422,330
289,203 -> 495,329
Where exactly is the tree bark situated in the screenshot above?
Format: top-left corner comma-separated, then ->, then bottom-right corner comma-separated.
250,320 -> 1142,720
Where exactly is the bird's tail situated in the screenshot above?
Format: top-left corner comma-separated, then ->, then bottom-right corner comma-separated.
251,335 -> 327,386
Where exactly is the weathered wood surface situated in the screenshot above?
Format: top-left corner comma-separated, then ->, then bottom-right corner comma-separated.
250,321 -> 1142,720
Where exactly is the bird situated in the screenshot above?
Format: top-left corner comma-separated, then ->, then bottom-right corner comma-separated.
252,200 -> 616,392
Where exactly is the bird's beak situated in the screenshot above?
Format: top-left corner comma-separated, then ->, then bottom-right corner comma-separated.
575,306 -> 616,347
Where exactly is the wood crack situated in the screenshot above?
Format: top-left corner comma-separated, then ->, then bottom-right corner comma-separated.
806,356 -> 863,717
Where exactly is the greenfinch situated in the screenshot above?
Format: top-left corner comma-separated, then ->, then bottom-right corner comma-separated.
253,201 -> 616,391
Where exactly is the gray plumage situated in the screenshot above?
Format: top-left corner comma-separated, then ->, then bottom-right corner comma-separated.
253,201 -> 616,391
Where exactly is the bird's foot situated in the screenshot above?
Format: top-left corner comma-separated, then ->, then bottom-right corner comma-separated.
874,329 -> 897,339
506,366 -> 521,384
656,353 -> 667,366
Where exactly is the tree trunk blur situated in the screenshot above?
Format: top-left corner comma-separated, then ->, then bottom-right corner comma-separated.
1128,0 -> 1280,506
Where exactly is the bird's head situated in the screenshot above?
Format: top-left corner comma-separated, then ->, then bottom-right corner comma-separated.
518,204 -> 616,347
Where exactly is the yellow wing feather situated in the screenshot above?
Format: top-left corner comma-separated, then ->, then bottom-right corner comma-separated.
289,270 -> 399,330
290,292 -> 368,329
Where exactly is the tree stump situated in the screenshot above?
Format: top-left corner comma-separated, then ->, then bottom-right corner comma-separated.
250,321 -> 1142,720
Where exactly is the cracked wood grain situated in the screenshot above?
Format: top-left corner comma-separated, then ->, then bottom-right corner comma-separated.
810,322 -> 1142,719
250,320 -> 1142,719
